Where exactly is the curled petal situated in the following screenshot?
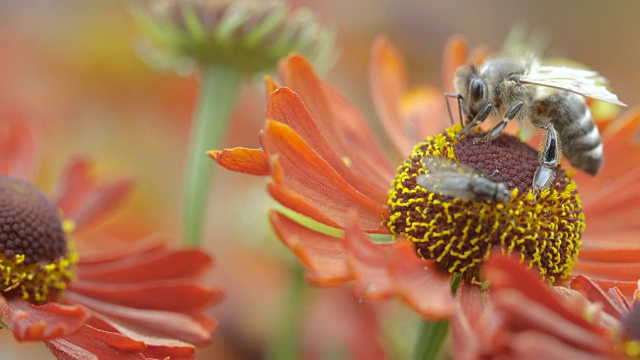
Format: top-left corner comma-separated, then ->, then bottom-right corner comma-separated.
207,148 -> 269,176
570,275 -> 630,318
53,158 -> 133,231
269,211 -> 353,286
262,120 -> 389,232
486,256 -> 605,332
267,87 -> 389,203
279,54 -> 396,185
2,297 -> 91,341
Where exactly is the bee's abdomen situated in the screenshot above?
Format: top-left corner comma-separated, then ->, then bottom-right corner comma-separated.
533,92 -> 603,175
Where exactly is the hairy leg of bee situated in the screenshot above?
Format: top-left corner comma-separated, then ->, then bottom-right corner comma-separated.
532,124 -> 560,195
445,93 -> 463,126
473,100 -> 525,144
457,103 -> 493,138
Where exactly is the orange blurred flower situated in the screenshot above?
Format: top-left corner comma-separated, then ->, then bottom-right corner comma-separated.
211,34 -> 640,318
1,117 -> 223,359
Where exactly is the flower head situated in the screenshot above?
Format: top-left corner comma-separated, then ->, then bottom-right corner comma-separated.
134,0 -> 336,73
387,127 -> 584,283
1,118 -> 222,359
210,35 -> 637,319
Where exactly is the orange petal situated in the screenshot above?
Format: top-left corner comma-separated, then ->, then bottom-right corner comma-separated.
262,120 -> 389,232
267,87 -> 389,203
583,278 -> 638,301
77,246 -> 212,284
269,211 -> 353,286
578,248 -> 640,263
62,292 -> 212,347
369,36 -> 414,157
67,280 -> 222,314
0,117 -> 39,179
570,275 -> 629,318
2,298 -> 91,341
572,261 -> 640,281
441,35 -> 469,93
344,221 -> 395,301
45,325 -> 148,360
207,148 -> 269,175
388,240 -> 455,319
53,157 -> 133,231
264,74 -> 279,97
485,255 -> 604,334
279,55 -> 396,185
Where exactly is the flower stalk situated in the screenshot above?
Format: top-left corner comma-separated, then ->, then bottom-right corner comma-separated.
184,65 -> 242,246
266,264 -> 308,360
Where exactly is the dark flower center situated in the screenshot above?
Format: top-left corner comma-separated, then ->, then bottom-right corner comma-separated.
386,126 -> 585,283
0,175 -> 67,264
0,175 -> 75,303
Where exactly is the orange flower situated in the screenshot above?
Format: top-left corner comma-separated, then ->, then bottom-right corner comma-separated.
210,35 -> 639,318
1,117 -> 223,359
451,255 -> 636,359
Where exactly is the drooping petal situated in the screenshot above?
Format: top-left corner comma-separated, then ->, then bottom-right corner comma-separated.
269,211 -> 353,286
61,292 -> 213,347
278,55 -> 396,185
2,297 -> 91,341
266,87 -> 389,203
52,158 -> 133,231
387,239 -> 455,319
207,148 -> 269,175
262,120 -> 389,232
344,217 -> 454,319
343,220 -> 395,301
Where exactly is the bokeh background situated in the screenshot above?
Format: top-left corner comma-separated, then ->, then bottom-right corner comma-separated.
1,1 -> 638,358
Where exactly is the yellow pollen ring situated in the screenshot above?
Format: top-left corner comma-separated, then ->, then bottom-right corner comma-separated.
386,125 -> 585,283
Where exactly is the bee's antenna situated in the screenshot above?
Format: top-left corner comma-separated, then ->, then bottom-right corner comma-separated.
444,93 -> 464,126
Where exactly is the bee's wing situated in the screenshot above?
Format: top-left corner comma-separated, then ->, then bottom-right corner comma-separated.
519,65 -> 627,106
417,156 -> 481,199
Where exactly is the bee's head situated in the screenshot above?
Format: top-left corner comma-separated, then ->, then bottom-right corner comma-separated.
454,64 -> 488,124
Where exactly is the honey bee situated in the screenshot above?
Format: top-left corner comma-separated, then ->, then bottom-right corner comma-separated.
446,56 -> 626,194
417,156 -> 511,203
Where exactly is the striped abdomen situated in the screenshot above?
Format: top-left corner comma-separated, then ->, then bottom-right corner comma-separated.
533,91 -> 603,175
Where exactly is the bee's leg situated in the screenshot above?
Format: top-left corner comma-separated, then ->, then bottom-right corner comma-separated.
532,124 -> 561,195
444,93 -> 463,126
457,103 -> 493,138
473,100 -> 525,144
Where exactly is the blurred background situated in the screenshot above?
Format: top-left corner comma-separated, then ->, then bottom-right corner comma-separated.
1,1 -> 638,358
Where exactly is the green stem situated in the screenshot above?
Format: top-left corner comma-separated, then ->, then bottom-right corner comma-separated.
410,274 -> 461,360
410,319 -> 449,360
183,65 -> 242,246
266,264 -> 308,360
